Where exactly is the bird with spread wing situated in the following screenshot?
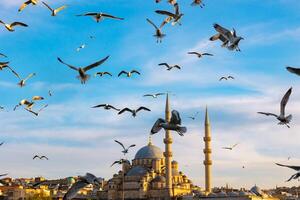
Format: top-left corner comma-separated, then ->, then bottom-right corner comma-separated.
77,12 -> 124,23
276,163 -> 300,182
57,56 -> 109,84
151,110 -> 187,136
118,107 -> 151,117
114,140 -> 136,155
258,87 -> 293,128
0,20 -> 28,32
92,104 -> 120,111
146,18 -> 166,43
222,143 -> 239,150
42,1 -> 67,16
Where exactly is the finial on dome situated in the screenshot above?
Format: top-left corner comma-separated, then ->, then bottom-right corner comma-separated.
148,135 -> 152,145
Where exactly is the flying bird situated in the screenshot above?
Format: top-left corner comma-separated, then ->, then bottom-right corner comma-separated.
0,142 -> 4,146
14,96 -> 44,111
258,87 -> 293,128
33,155 -> 49,160
63,173 -> 102,200
76,44 -> 86,52
19,0 -> 38,12
143,93 -> 165,98
57,55 -> 109,84
286,66 -> 300,76
118,70 -> 140,77
92,104 -> 120,111
156,3 -> 184,26
159,63 -> 181,70
191,0 -> 205,7
222,143 -> 239,150
94,72 -> 112,77
188,52 -> 213,58
210,23 -> 243,51
11,72 -> 36,87
151,110 -> 187,136
219,76 -> 234,81
42,2 -> 67,16
76,12 -> 124,22
276,163 -> 300,182
111,159 -> 130,167
0,20 -> 28,32
188,112 -> 199,120
114,140 -> 136,155
118,107 -> 151,117
146,18 -> 166,43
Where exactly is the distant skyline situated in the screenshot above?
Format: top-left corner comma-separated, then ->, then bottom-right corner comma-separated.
1,0 -> 300,189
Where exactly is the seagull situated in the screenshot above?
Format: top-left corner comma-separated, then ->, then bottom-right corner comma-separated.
143,93 -> 166,98
258,87 -> 292,128
48,90 -> 52,97
111,159 -> 130,167
188,112 -> 199,120
63,173 -> 102,200
92,104 -> 120,111
219,76 -> 234,81
191,0 -> 205,7
222,143 -> 239,150
210,23 -> 243,51
25,104 -> 48,116
286,66 -> 300,76
0,20 -> 28,32
33,155 -> 49,160
118,107 -> 151,117
146,18 -> 166,43
19,0 -> 38,12
76,44 -> 86,52
76,12 -> 124,23
276,163 -> 300,182
156,3 -> 184,26
114,140 -> 136,155
42,2 -> 67,16
188,52 -> 213,58
94,72 -> 112,77
14,96 -> 44,111
57,55 -> 109,84
118,70 -> 140,77
0,142 -> 4,146
158,63 -> 181,70
151,110 -> 187,136
11,72 -> 36,87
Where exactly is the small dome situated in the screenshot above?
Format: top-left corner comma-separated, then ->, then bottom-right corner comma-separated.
126,166 -> 148,176
228,191 -> 238,196
134,143 -> 163,159
217,191 -> 227,197
67,177 -> 75,184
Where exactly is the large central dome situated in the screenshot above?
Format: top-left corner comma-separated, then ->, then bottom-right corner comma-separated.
134,142 -> 163,159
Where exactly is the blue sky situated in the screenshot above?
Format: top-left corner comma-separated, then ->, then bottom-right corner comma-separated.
1,0 -> 300,189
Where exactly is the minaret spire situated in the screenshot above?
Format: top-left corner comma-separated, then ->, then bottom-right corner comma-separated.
164,93 -> 173,197
203,106 -> 212,195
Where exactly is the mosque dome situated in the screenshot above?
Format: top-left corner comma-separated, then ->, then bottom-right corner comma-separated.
250,185 -> 263,196
67,177 -> 75,185
134,142 -> 163,159
126,166 -> 148,176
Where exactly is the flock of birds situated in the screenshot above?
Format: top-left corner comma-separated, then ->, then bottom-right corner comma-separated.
0,0 -> 300,198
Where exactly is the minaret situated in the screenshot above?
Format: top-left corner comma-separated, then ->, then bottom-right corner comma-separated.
203,107 -> 212,195
164,93 -> 173,197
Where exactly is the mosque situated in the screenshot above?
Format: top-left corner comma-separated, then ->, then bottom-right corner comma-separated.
98,95 -> 280,200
